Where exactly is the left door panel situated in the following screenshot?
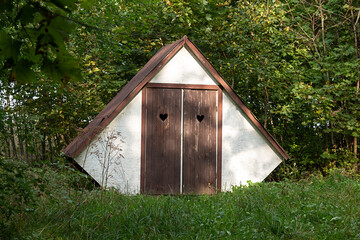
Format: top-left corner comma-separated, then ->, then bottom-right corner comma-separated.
144,88 -> 182,194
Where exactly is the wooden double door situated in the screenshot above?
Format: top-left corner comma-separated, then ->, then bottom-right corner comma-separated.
141,84 -> 222,194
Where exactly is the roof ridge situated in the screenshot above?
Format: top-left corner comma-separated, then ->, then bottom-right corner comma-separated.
63,36 -> 289,160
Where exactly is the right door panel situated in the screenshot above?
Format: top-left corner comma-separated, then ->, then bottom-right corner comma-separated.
183,89 -> 217,194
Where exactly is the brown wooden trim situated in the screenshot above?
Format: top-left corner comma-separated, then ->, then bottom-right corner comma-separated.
72,129 -> 101,158
217,89 -> 223,193
184,38 -> 290,160
146,83 -> 220,90
70,89 -> 140,158
224,90 -> 290,159
71,84 -> 145,158
70,40 -> 185,159
105,42 -> 186,131
140,88 -> 146,193
66,35 -> 289,163
138,43 -> 185,90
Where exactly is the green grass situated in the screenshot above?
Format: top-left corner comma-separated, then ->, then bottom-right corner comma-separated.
3,169 -> 360,239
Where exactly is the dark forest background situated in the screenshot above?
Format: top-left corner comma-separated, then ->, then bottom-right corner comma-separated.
1,0 -> 359,178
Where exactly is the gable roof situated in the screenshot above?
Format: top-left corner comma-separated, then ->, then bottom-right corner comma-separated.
63,36 -> 290,160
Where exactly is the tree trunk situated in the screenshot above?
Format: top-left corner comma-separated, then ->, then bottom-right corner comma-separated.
17,114 -> 24,160
18,135 -> 24,160
319,1 -> 330,83
5,139 -> 11,158
264,85 -> 269,129
351,8 -> 360,171
48,137 -> 53,162
9,117 -> 17,159
24,136 -> 29,164
41,132 -> 46,162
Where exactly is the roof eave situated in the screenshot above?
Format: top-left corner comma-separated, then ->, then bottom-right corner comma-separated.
63,36 -> 187,158
63,35 -> 290,160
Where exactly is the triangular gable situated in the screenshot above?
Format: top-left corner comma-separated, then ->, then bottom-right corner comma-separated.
63,36 -> 290,160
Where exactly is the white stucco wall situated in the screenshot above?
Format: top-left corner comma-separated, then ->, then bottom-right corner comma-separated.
221,92 -> 282,191
151,47 -> 216,85
75,45 -> 283,194
75,92 -> 142,194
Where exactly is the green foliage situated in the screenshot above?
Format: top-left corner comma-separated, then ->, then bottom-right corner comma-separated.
0,158 -> 44,238
0,0 -> 359,177
0,159 -> 95,239
0,0 -> 91,83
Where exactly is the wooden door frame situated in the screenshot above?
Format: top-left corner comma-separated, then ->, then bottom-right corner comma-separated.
141,83 -> 223,194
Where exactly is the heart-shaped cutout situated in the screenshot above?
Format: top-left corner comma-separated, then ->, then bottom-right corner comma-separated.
159,113 -> 168,121
197,115 -> 204,122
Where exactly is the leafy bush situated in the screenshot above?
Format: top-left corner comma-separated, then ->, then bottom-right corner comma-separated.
0,157 -> 44,238
48,160 -> 97,191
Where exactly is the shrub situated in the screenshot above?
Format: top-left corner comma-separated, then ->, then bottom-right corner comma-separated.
0,157 -> 44,238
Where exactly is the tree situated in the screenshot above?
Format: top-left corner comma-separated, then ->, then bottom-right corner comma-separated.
0,0 -> 87,84
0,0 -> 100,163
1,0 -> 359,177
282,0 -> 360,172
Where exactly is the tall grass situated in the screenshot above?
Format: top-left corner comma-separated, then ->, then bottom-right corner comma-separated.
3,166 -> 360,239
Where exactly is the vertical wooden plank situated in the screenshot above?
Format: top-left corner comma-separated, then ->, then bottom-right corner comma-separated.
183,89 -> 217,194
145,88 -> 154,193
145,87 -> 155,193
183,90 -> 195,193
166,88 -> 182,194
205,90 -> 217,194
144,88 -> 181,194
141,89 -> 147,193
217,89 -> 223,192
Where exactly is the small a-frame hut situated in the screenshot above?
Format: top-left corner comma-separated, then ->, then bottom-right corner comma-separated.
63,36 -> 289,194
